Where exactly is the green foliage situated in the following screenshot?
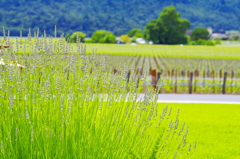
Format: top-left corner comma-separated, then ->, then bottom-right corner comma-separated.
191,39 -> 215,46
128,28 -> 143,37
149,137 -> 161,159
120,34 -> 130,43
190,28 -> 210,41
69,32 -> 86,43
1,0 -> 240,36
84,38 -> 92,43
65,33 -> 71,42
92,30 -> 116,43
230,35 -> 240,41
133,32 -> 143,38
214,40 -> 221,45
144,6 -> 190,44
202,40 -> 215,46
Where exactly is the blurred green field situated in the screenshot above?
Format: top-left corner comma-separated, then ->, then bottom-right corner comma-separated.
161,103 -> 240,159
85,43 -> 240,60
3,38 -> 240,60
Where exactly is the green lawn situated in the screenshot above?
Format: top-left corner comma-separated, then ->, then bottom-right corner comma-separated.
158,103 -> 240,159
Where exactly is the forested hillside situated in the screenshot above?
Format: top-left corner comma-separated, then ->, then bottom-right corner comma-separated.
1,0 -> 240,36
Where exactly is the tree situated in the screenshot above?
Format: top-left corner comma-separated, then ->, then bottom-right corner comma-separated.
230,35 -> 240,41
190,28 -> 210,41
65,33 -> 71,42
144,6 -> 190,44
92,30 -> 116,43
128,28 -> 143,38
69,32 -> 86,43
120,34 -> 131,43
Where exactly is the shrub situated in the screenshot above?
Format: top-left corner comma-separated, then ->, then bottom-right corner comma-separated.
65,33 -> 71,42
92,30 -> 116,43
204,40 -> 215,46
128,28 -> 143,38
192,39 -> 215,46
214,40 -> 221,45
69,32 -> 86,43
120,34 -> 131,43
190,28 -> 210,41
230,35 -> 240,41
131,37 -> 137,43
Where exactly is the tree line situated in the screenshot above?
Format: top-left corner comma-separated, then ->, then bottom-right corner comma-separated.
67,6 -> 214,45
1,0 -> 240,37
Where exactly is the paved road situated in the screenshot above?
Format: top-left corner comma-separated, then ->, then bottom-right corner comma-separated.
138,94 -> 240,104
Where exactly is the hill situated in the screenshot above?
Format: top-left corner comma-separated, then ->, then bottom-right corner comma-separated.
1,0 -> 240,36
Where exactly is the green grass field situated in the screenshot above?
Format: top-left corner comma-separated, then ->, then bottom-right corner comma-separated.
85,43 -> 240,60
3,38 -> 240,60
160,103 -> 240,159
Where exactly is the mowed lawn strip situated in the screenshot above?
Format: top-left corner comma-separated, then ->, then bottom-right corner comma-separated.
157,103 -> 240,159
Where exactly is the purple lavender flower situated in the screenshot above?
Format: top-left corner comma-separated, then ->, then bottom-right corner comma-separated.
61,55 -> 68,60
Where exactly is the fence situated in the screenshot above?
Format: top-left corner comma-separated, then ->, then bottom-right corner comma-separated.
119,69 -> 240,94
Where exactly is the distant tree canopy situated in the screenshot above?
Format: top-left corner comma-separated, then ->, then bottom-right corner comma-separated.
65,33 -> 71,42
69,32 -> 86,43
1,0 -> 240,37
91,30 -> 116,43
230,35 -> 240,41
128,29 -> 143,38
120,35 -> 131,44
144,6 -> 190,44
190,28 -> 210,41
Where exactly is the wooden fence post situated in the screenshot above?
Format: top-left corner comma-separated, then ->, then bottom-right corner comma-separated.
171,69 -> 174,78
231,70 -> 234,93
174,70 -> 178,93
156,71 -> 162,93
171,69 -> 175,93
181,70 -> 185,77
189,72 -> 193,94
203,70 -> 206,86
127,71 -> 130,83
151,69 -> 157,90
157,72 -> 162,82
113,68 -> 118,74
222,72 -> 227,94
135,69 -> 140,88
194,70 -> 199,93
212,70 -> 215,93
137,69 -> 143,88
207,70 -> 210,78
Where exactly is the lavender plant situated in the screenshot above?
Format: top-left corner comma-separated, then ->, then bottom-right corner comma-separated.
0,32 -> 195,158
